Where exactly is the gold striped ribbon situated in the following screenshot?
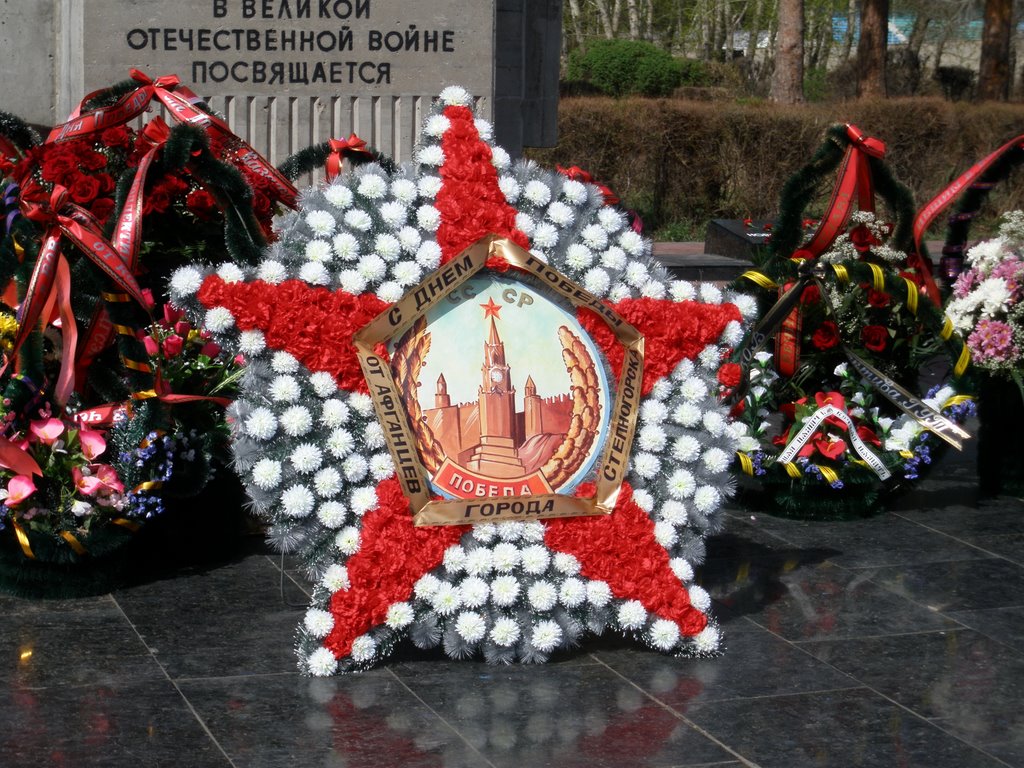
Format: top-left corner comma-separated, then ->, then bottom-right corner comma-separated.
59,531 -> 88,556
783,461 -> 802,479
101,291 -> 132,303
736,452 -> 754,476
832,264 -> 850,284
111,517 -> 141,532
122,358 -> 152,373
943,395 -> 973,409
817,465 -> 840,484
741,271 -> 779,291
903,278 -> 918,316
11,521 -> 34,559
133,480 -> 164,492
954,344 -> 970,377
113,324 -> 136,336
868,263 -> 885,291
940,316 -> 954,340
132,389 -> 158,400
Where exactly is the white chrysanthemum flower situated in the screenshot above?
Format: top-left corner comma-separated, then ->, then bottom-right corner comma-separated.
204,306 -> 235,332
281,484 -> 315,518
559,179 -> 587,205
391,178 -> 417,204
280,405 -> 313,437
324,184 -> 354,209
702,411 -> 727,437
698,283 -> 723,304
632,488 -> 654,513
374,233 -> 402,262
532,620 -> 563,652
322,563 -> 350,591
618,230 -> 644,255
304,608 -> 334,638
378,201 -> 407,230
660,500 -> 688,525
722,320 -> 744,346
416,204 -> 441,231
564,243 -> 593,270
499,176 -> 521,202
251,458 -> 282,489
313,467 -> 343,497
587,580 -> 612,607
640,400 -> 668,424
701,447 -> 730,475
618,600 -> 647,630
491,617 -> 521,646
431,582 -> 462,616
533,222 -> 559,248
385,602 -> 414,628
637,424 -> 667,453
693,625 -> 720,653
670,557 -> 694,583
460,576 -> 489,608
362,421 -> 385,449
729,291 -> 758,319
654,520 -> 678,547
650,619 -> 680,650
439,85 -> 472,105
216,262 -> 244,283
551,552 -> 580,575
332,232 -> 360,261
343,209 -> 373,231
651,378 -> 673,401
496,522 -> 526,542
693,485 -> 721,514
170,266 -> 203,298
349,485 -> 378,516
623,262 -> 649,288
597,206 -> 625,231
416,144 -> 444,166
669,280 -> 697,303
393,261 -> 423,287
357,173 -> 388,199
474,118 -> 493,140
245,408 -> 277,440
336,526 -> 360,554
350,393 -> 374,416
680,377 -> 709,402
415,240 -> 442,270
257,259 -> 287,284
640,280 -> 667,299
238,329 -> 265,355
356,254 -> 387,282
673,402 -> 702,428
558,578 -> 587,608
547,200 -> 575,227
350,634 -> 376,662
269,375 -> 301,403
306,210 -> 336,237
491,542 -> 520,571
306,372 -> 335,398
601,245 -> 627,270
527,581 -> 558,611
368,453 -> 394,481
299,261 -> 331,285
376,280 -> 404,303
455,611 -> 487,643
424,113 -> 451,137
270,351 -> 298,373
520,545 -> 550,575
322,399 -> 350,427
514,212 -> 536,235
317,500 -> 348,528
582,224 -> 609,251
443,545 -> 467,573
583,267 -> 611,295
490,146 -> 510,170
698,345 -> 721,371
465,547 -> 494,577
414,573 -> 441,600
490,574 -> 520,607
417,174 -> 442,198
397,226 -> 421,254
307,647 -> 338,676
342,454 -> 369,482
520,522 -> 545,542
631,452 -> 660,479
689,585 -> 712,612
667,469 -> 696,499
338,270 -> 367,294
672,435 -> 701,463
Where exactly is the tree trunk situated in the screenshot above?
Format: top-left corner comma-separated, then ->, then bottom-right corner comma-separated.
566,0 -> 585,49
626,0 -> 642,39
908,12 -> 930,58
770,0 -> 804,102
978,0 -> 1013,100
595,0 -> 616,38
842,0 -> 857,62
856,0 -> 888,97
746,0 -> 765,60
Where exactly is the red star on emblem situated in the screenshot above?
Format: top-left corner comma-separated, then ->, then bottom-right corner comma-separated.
479,297 -> 502,318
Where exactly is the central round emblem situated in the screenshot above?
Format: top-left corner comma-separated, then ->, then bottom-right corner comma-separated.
390,272 -> 612,499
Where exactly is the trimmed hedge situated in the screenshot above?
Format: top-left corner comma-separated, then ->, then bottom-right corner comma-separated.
526,97 -> 1024,239
566,40 -> 682,97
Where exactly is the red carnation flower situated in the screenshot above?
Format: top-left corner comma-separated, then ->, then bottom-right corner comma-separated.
861,324 -> 888,352
68,174 -> 101,204
185,189 -> 219,220
100,126 -> 132,149
811,320 -> 840,350
40,150 -> 78,183
717,362 -> 742,388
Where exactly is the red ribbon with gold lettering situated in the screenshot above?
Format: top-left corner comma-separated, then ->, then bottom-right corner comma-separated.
774,281 -> 803,377
325,134 -> 373,182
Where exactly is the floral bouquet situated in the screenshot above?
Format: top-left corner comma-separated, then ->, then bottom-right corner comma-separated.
727,125 -> 973,519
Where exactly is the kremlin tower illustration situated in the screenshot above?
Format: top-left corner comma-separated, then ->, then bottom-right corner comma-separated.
421,300 -> 573,478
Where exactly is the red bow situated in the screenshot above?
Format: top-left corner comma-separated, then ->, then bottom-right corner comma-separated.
325,134 -> 373,181
845,124 -> 886,159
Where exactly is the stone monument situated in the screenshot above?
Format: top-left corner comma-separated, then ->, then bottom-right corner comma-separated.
0,0 -> 560,162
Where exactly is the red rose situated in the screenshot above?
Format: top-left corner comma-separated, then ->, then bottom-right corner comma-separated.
95,173 -> 115,195
100,126 -> 132,149
90,197 -> 115,222
161,335 -> 184,358
143,188 -> 173,215
866,287 -> 890,308
185,189 -> 219,220
849,224 -> 877,253
40,149 -> 78,183
78,150 -> 107,171
717,362 -> 742,388
861,324 -> 888,352
811,320 -> 840,350
801,285 -> 820,305
68,174 -> 101,204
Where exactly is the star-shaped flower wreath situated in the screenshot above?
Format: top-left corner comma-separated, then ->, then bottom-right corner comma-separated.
170,87 -> 755,674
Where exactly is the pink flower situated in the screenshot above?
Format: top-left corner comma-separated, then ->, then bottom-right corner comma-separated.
6,474 -> 36,505
162,334 -> 184,357
968,319 -> 1020,364
29,418 -> 65,444
78,429 -> 107,461
72,464 -> 125,496
200,341 -> 221,357
162,304 -> 184,326
142,335 -> 160,356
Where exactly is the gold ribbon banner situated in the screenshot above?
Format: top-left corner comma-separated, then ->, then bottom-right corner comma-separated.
59,530 -> 88,556
354,235 -> 644,527
12,521 -> 35,559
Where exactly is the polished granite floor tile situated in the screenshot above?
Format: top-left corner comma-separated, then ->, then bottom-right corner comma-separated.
799,628 -> 1024,753
180,670 -> 491,768
947,604 -> 1024,653
0,678 -> 230,768
685,687 -> 1009,768
894,499 -> 1024,541
869,556 -> 1024,613
967,532 -> 1024,566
